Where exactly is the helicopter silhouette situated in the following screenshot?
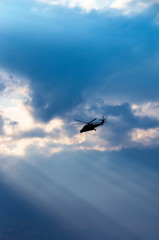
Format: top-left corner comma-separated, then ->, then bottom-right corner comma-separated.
75,117 -> 107,133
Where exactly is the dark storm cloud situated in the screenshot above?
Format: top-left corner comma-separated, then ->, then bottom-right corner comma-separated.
0,2 -> 159,122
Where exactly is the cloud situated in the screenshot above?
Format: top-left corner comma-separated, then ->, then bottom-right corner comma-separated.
0,68 -> 159,160
0,70 -> 108,156
0,68 -> 159,158
131,102 -> 159,120
0,83 -> 5,92
131,127 -> 159,146
37,0 -> 159,14
1,3 -> 159,122
73,101 -> 159,148
18,128 -> 47,138
0,116 -> 4,135
1,3 -> 159,158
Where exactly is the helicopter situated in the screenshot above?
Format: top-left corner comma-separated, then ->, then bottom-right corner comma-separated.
74,117 -> 107,133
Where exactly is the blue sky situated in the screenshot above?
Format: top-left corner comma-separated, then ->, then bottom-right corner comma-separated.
0,0 -> 159,239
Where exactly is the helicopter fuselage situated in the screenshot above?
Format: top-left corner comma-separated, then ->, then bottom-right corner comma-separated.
80,122 -> 103,133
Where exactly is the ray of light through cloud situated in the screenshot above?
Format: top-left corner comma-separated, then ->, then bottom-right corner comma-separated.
1,150 -> 159,240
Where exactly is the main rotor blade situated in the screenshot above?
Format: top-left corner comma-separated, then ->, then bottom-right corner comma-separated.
89,118 -> 97,123
74,119 -> 88,124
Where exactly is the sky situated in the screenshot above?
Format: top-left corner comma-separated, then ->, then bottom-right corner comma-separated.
0,0 -> 159,239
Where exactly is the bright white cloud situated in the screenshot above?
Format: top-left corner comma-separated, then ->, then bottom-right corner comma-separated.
37,0 -> 110,11
131,102 -> 159,120
131,127 -> 159,146
110,0 -> 131,9
0,69 -> 33,134
36,0 -> 159,14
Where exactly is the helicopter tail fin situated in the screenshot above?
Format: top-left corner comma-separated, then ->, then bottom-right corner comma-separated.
99,116 -> 107,124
